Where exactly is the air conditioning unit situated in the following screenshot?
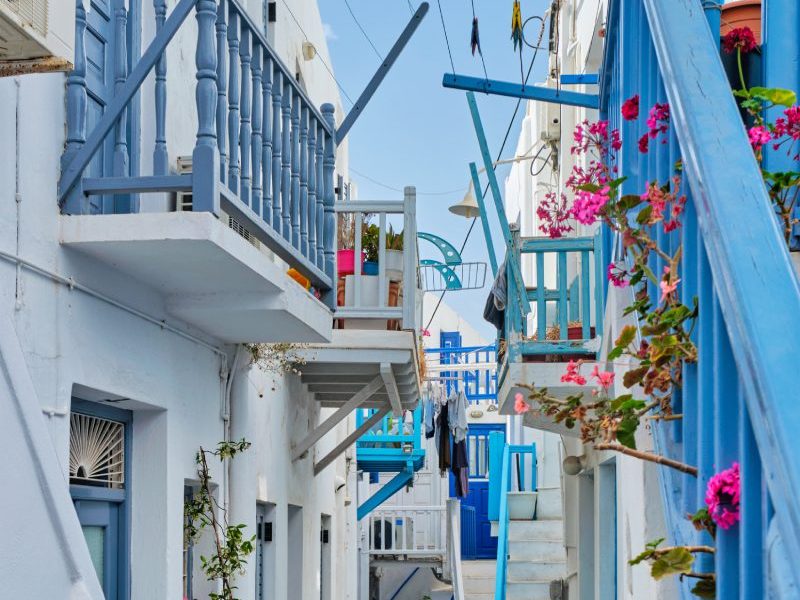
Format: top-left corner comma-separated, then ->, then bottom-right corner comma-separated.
0,0 -> 75,75
539,96 -> 561,142
175,156 -> 262,251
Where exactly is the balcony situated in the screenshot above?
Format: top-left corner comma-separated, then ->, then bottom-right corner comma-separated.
57,0 -> 337,343
496,234 -> 603,434
424,344 -> 498,404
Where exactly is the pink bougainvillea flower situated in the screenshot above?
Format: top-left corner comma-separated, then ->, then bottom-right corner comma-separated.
638,133 -> 650,154
590,365 -> 615,391
722,26 -> 757,55
749,126 -> 771,150
621,94 -> 640,121
560,360 -> 587,386
607,262 -> 629,288
514,392 -> 530,414
647,103 -> 670,140
705,463 -> 741,529
571,186 -> 610,225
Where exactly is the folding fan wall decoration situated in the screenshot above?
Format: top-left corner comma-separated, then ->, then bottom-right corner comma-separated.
69,412 -> 125,489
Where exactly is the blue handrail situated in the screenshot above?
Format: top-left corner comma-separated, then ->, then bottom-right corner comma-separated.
425,344 -> 498,402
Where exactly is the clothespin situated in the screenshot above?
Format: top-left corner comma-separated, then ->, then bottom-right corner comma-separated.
511,0 -> 523,52
471,17 -> 482,56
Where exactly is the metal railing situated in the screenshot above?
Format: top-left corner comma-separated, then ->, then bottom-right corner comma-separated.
59,0 -> 335,295
602,0 -> 800,596
424,344 -> 497,402
334,187 -> 418,330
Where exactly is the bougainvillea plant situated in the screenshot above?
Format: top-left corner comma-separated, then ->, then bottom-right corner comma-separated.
705,462 -> 741,530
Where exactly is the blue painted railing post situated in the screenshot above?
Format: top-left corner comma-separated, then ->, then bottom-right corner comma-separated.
227,9 -> 240,193
261,56 -> 273,224
281,84 -> 292,238
271,70 -> 283,227
322,104 -> 337,301
307,113 -> 318,265
191,0 -> 220,214
215,1 -> 228,183
291,95 -> 301,249
62,0 -> 87,214
113,5 -> 129,187
316,123 -> 325,267
153,0 -> 169,176
251,45 -> 263,217
300,107 -> 310,257
239,25 -> 252,205
488,430 -> 505,522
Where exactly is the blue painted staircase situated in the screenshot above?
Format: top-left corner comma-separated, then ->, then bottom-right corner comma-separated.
356,406 -> 426,520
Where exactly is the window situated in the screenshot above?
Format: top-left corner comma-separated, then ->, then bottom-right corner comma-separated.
255,502 -> 276,600
69,412 -> 125,489
183,485 -> 195,600
287,505 -> 303,600
320,515 -> 331,600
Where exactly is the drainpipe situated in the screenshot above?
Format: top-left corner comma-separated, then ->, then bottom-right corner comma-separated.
14,77 -> 22,311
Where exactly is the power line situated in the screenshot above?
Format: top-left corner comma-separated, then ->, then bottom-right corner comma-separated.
349,166 -> 466,196
277,0 -> 355,107
343,0 -> 384,61
435,0 -> 456,74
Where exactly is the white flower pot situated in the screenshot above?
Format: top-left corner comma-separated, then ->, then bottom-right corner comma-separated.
384,249 -> 404,282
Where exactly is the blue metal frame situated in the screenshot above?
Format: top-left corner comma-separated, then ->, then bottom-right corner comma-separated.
69,399 -> 132,600
469,161 -> 498,276
443,74 -> 600,109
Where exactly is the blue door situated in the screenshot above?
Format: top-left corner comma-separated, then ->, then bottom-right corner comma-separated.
73,498 -> 122,596
451,423 -> 505,559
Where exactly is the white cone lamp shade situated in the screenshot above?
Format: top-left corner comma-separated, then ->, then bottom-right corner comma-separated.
449,183 -> 480,218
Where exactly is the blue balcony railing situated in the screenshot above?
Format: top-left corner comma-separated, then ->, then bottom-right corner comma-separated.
602,0 -> 800,597
59,0 -> 335,296
424,344 -> 497,402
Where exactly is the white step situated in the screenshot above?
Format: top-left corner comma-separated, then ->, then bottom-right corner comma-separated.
506,581 -> 552,600
464,595 -> 494,600
460,560 -> 496,578
508,539 -> 566,561
535,487 -> 563,520
507,558 -> 566,582
508,519 -> 564,541
507,491 -> 537,520
461,575 -> 494,594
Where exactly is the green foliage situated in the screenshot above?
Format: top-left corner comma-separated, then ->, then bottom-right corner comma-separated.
362,223 -> 381,262
385,226 -> 404,251
650,547 -> 694,580
691,579 -> 717,598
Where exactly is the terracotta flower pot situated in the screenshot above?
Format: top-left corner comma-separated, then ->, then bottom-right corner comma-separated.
721,0 -> 761,44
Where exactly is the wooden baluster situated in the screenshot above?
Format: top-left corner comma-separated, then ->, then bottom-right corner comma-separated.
113,5 -> 129,178
299,106 -> 309,255
290,94 -> 301,248
262,56 -> 273,224
316,123 -> 325,267
216,1 -> 228,182
227,9 -> 240,193
192,0 -> 220,214
271,69 -> 283,228
251,44 -> 263,217
281,83 -> 292,238
62,0 -> 88,214
322,104 -> 337,288
153,0 -> 168,175
239,25 -> 252,204
307,115 -> 317,265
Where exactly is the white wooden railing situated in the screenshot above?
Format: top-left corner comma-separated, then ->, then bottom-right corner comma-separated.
366,505 -> 446,557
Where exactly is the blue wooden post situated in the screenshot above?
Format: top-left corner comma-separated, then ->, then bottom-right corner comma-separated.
239,25 -> 252,205
739,388 -> 764,599
227,9 -> 240,193
468,162 -> 498,276
271,69 -> 283,227
113,5 -> 129,179
535,252 -> 546,340
322,104 -> 337,292
261,56 -> 273,224
281,83 -> 292,238
488,430 -> 505,522
557,251 -> 568,338
300,106 -> 309,257
251,44 -> 263,217
307,115 -> 318,265
215,1 -> 228,182
580,250 -> 590,339
192,0 -> 220,214
153,0 -> 168,175
62,0 -> 87,214
291,95 -> 301,249
316,123 -> 325,267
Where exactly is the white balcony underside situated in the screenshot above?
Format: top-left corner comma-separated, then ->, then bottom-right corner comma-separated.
498,361 -> 594,437
299,330 -> 420,411
60,212 -> 332,343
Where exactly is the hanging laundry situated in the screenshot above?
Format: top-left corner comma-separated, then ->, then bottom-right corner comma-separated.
483,259 -> 507,330
511,0 -> 523,52
471,17 -> 482,56
448,390 -> 468,444
452,439 -> 469,497
437,401 -> 451,474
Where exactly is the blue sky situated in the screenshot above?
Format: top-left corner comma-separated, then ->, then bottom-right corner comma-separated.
318,0 -> 550,340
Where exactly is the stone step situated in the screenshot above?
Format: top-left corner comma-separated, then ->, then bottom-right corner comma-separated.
508,539 -> 566,562
535,487 -> 563,520
464,594 -> 494,600
507,558 -> 566,582
506,581 -> 552,600
508,519 -> 564,541
460,560 -> 496,578
507,491 -> 537,520
461,575 -> 494,594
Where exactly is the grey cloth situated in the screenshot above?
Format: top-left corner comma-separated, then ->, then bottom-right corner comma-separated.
483,260 -> 507,329
448,390 -> 468,444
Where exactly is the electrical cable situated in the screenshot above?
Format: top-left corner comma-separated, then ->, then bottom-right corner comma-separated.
424,15 -> 548,333
349,166 -> 467,196
278,0 -> 356,107
343,0 -> 384,61
435,0 -> 456,74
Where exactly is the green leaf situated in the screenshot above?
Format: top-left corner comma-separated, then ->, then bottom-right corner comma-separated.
575,183 -> 600,193
616,415 -> 639,449
650,547 -> 694,580
750,86 -> 797,107
636,205 -> 653,225
691,579 -> 716,599
618,194 -> 643,211
623,366 -> 649,389
615,325 -> 637,349
607,346 -> 624,361
641,264 -> 658,284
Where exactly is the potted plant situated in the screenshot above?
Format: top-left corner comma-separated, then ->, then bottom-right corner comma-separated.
337,213 -> 363,277
384,226 -> 404,282
721,0 -> 761,43
361,223 -> 380,276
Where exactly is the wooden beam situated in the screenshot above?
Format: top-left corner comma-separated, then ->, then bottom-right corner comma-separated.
380,363 -> 403,416
313,407 -> 389,476
443,73 -> 599,109
291,376 -> 383,461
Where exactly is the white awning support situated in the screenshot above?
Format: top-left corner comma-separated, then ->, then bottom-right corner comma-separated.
380,362 -> 403,416
313,406 -> 390,476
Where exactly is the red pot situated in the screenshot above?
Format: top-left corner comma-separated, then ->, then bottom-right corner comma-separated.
337,249 -> 364,277
721,0 -> 761,44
